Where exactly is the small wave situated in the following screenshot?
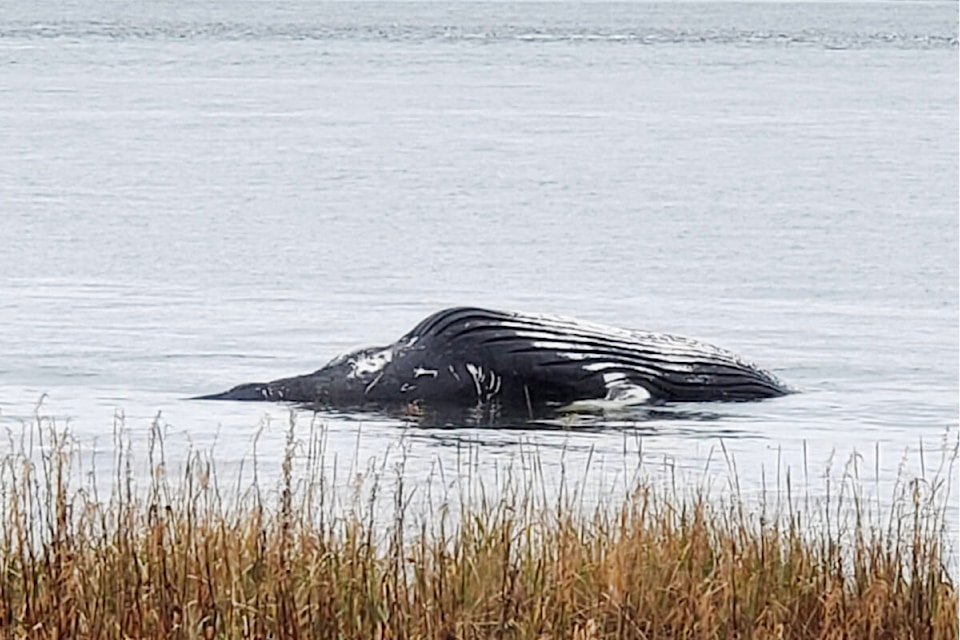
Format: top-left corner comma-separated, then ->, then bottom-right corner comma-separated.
2,20 -> 956,51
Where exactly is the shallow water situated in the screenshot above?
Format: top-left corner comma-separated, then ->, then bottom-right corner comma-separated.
0,1 -> 957,537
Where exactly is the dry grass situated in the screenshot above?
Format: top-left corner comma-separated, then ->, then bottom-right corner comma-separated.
0,411 -> 955,640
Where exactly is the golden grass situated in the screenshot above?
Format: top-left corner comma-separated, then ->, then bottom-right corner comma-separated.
0,411 -> 955,639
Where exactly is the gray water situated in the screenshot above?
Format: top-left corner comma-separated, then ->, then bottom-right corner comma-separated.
0,1 -> 957,528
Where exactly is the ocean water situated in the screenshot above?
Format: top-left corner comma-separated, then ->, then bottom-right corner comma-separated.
0,1 -> 957,530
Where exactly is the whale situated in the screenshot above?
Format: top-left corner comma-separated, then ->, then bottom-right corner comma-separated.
194,307 -> 790,420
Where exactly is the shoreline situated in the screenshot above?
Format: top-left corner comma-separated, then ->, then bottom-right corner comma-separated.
0,413 -> 955,638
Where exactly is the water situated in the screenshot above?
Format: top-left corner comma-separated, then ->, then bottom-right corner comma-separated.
0,1 -> 957,531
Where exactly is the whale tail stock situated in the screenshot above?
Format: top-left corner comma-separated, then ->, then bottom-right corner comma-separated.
193,371 -> 327,402
193,382 -> 277,401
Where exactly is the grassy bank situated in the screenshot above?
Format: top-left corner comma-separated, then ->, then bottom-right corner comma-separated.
0,414 -> 955,639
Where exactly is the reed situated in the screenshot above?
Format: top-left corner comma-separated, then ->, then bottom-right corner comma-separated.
0,410 -> 955,639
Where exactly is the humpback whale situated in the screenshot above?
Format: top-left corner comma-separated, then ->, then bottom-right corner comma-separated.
195,307 -> 789,420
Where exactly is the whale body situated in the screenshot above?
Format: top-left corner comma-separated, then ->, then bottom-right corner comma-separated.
195,307 -> 789,419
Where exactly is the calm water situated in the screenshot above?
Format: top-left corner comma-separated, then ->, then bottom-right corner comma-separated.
0,0 -> 957,529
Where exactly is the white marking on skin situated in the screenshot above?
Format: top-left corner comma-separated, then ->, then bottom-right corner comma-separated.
605,383 -> 651,404
490,372 -> 501,396
555,352 -> 589,360
496,311 -> 757,367
503,329 -> 713,365
414,367 -> 438,378
583,362 -> 617,372
448,365 -> 461,381
602,372 -> 627,384
349,348 -> 393,379
527,340 -> 591,353
560,382 -> 651,414
459,362 -> 502,405
364,370 -> 385,395
400,383 -> 415,393
464,363 -> 484,399
498,311 -> 633,337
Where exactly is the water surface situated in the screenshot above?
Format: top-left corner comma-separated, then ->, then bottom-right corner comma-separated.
0,1 -> 957,529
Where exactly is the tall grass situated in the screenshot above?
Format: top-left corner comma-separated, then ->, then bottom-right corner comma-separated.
0,410 -> 955,639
